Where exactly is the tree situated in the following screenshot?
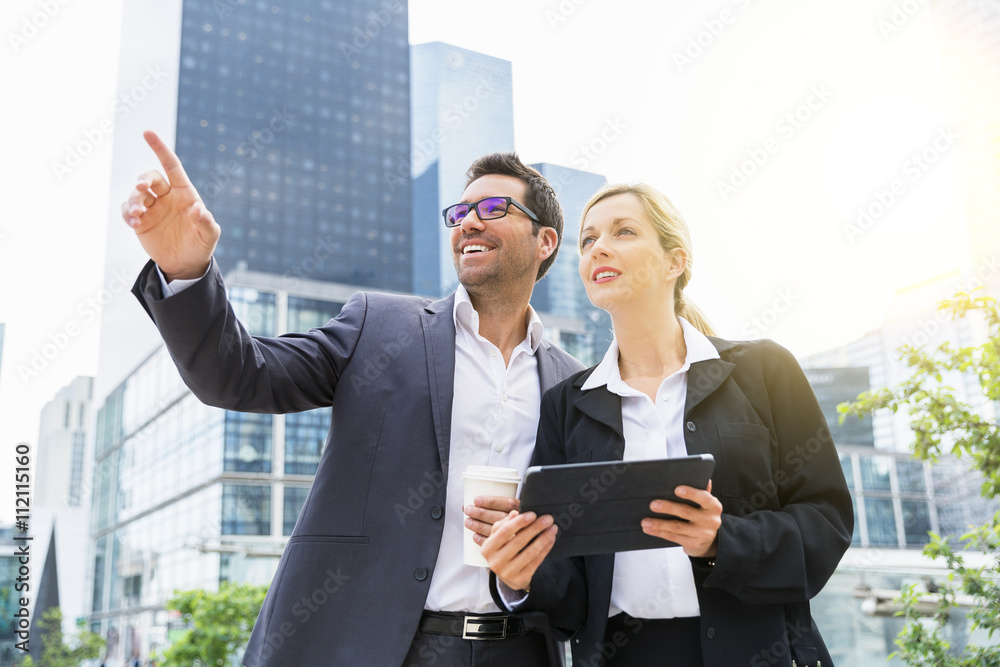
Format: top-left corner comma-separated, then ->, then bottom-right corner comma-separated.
842,291 -> 1000,665
22,607 -> 104,667
158,582 -> 267,666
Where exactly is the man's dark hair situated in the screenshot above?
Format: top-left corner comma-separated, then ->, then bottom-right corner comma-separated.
465,153 -> 563,281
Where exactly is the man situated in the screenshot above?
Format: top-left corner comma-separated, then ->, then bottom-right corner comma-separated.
121,131 -> 584,666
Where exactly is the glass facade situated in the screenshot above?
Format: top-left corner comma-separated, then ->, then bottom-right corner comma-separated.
285,407 -> 331,475
88,275 -> 365,660
410,42 -> 515,297
0,528 -> 22,664
839,446 -> 936,549
176,0 -> 412,292
802,367 -> 875,446
531,163 -> 611,367
283,486 -> 310,536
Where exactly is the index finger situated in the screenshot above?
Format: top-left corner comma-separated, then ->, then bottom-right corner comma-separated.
143,130 -> 192,187
474,495 -> 520,512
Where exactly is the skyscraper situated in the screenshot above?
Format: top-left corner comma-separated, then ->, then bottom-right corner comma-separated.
28,377 -> 95,658
410,42 -> 514,297
801,367 -> 875,447
530,163 -> 611,365
98,0 -> 412,405
90,1 -> 414,660
36,377 -> 93,508
176,1 -> 411,289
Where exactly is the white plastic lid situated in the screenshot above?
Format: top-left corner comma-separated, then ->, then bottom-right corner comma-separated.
462,465 -> 520,482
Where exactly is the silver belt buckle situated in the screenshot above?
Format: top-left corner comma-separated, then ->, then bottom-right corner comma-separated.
462,615 -> 507,640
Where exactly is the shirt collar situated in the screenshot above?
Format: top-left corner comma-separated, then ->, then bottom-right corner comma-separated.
581,316 -> 720,393
453,284 -> 544,353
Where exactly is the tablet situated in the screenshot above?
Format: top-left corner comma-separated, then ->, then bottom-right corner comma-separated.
518,454 -> 715,558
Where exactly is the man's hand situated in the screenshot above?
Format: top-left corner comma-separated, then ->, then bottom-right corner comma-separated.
481,510 -> 557,592
641,480 -> 723,558
120,130 -> 221,281
463,495 -> 520,543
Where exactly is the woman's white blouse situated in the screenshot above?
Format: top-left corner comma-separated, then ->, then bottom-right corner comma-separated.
580,317 -> 720,619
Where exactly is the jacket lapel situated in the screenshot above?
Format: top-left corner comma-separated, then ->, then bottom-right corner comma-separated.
536,338 -> 568,393
420,294 -> 457,473
572,373 -> 626,460
684,337 -> 739,419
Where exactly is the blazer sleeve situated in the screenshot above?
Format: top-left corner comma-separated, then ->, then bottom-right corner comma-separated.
695,340 -> 854,604
489,385 -> 589,642
132,258 -> 365,414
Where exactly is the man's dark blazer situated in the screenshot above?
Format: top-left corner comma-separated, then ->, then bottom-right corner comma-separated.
495,337 -> 854,667
132,259 -> 584,666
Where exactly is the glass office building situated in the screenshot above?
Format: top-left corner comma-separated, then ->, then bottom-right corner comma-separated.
410,42 -> 515,297
530,163 -> 611,366
802,367 -> 875,447
175,0 -> 412,291
812,445 -> 1000,664
88,270 -> 355,661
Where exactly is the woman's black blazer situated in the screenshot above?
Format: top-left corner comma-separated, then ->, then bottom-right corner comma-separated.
494,337 -> 854,667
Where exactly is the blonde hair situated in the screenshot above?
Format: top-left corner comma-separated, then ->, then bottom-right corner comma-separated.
580,183 -> 717,337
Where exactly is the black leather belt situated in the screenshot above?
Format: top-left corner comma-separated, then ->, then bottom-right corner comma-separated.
419,611 -> 526,640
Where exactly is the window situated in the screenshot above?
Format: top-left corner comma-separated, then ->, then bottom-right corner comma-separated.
285,407 -> 330,475
222,484 -> 271,535
865,498 -> 898,547
284,486 -> 310,535
224,412 -> 272,473
860,456 -> 892,492
901,500 -> 932,547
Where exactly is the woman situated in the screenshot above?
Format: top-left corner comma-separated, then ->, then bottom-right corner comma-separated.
479,183 -> 853,666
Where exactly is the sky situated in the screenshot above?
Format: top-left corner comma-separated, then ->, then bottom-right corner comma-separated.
0,0 -> 977,522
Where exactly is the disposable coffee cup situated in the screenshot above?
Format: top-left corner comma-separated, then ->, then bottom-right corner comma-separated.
463,465 -> 521,567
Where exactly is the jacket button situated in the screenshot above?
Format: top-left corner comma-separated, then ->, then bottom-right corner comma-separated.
706,626 -> 715,639
414,567 -> 427,581
686,421 -> 696,432
431,505 -> 443,519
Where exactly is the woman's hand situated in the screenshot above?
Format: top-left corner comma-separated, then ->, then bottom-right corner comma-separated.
641,480 -> 722,558
480,510 -> 558,592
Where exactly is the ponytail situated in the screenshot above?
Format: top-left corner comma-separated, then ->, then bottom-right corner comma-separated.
675,291 -> 717,337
